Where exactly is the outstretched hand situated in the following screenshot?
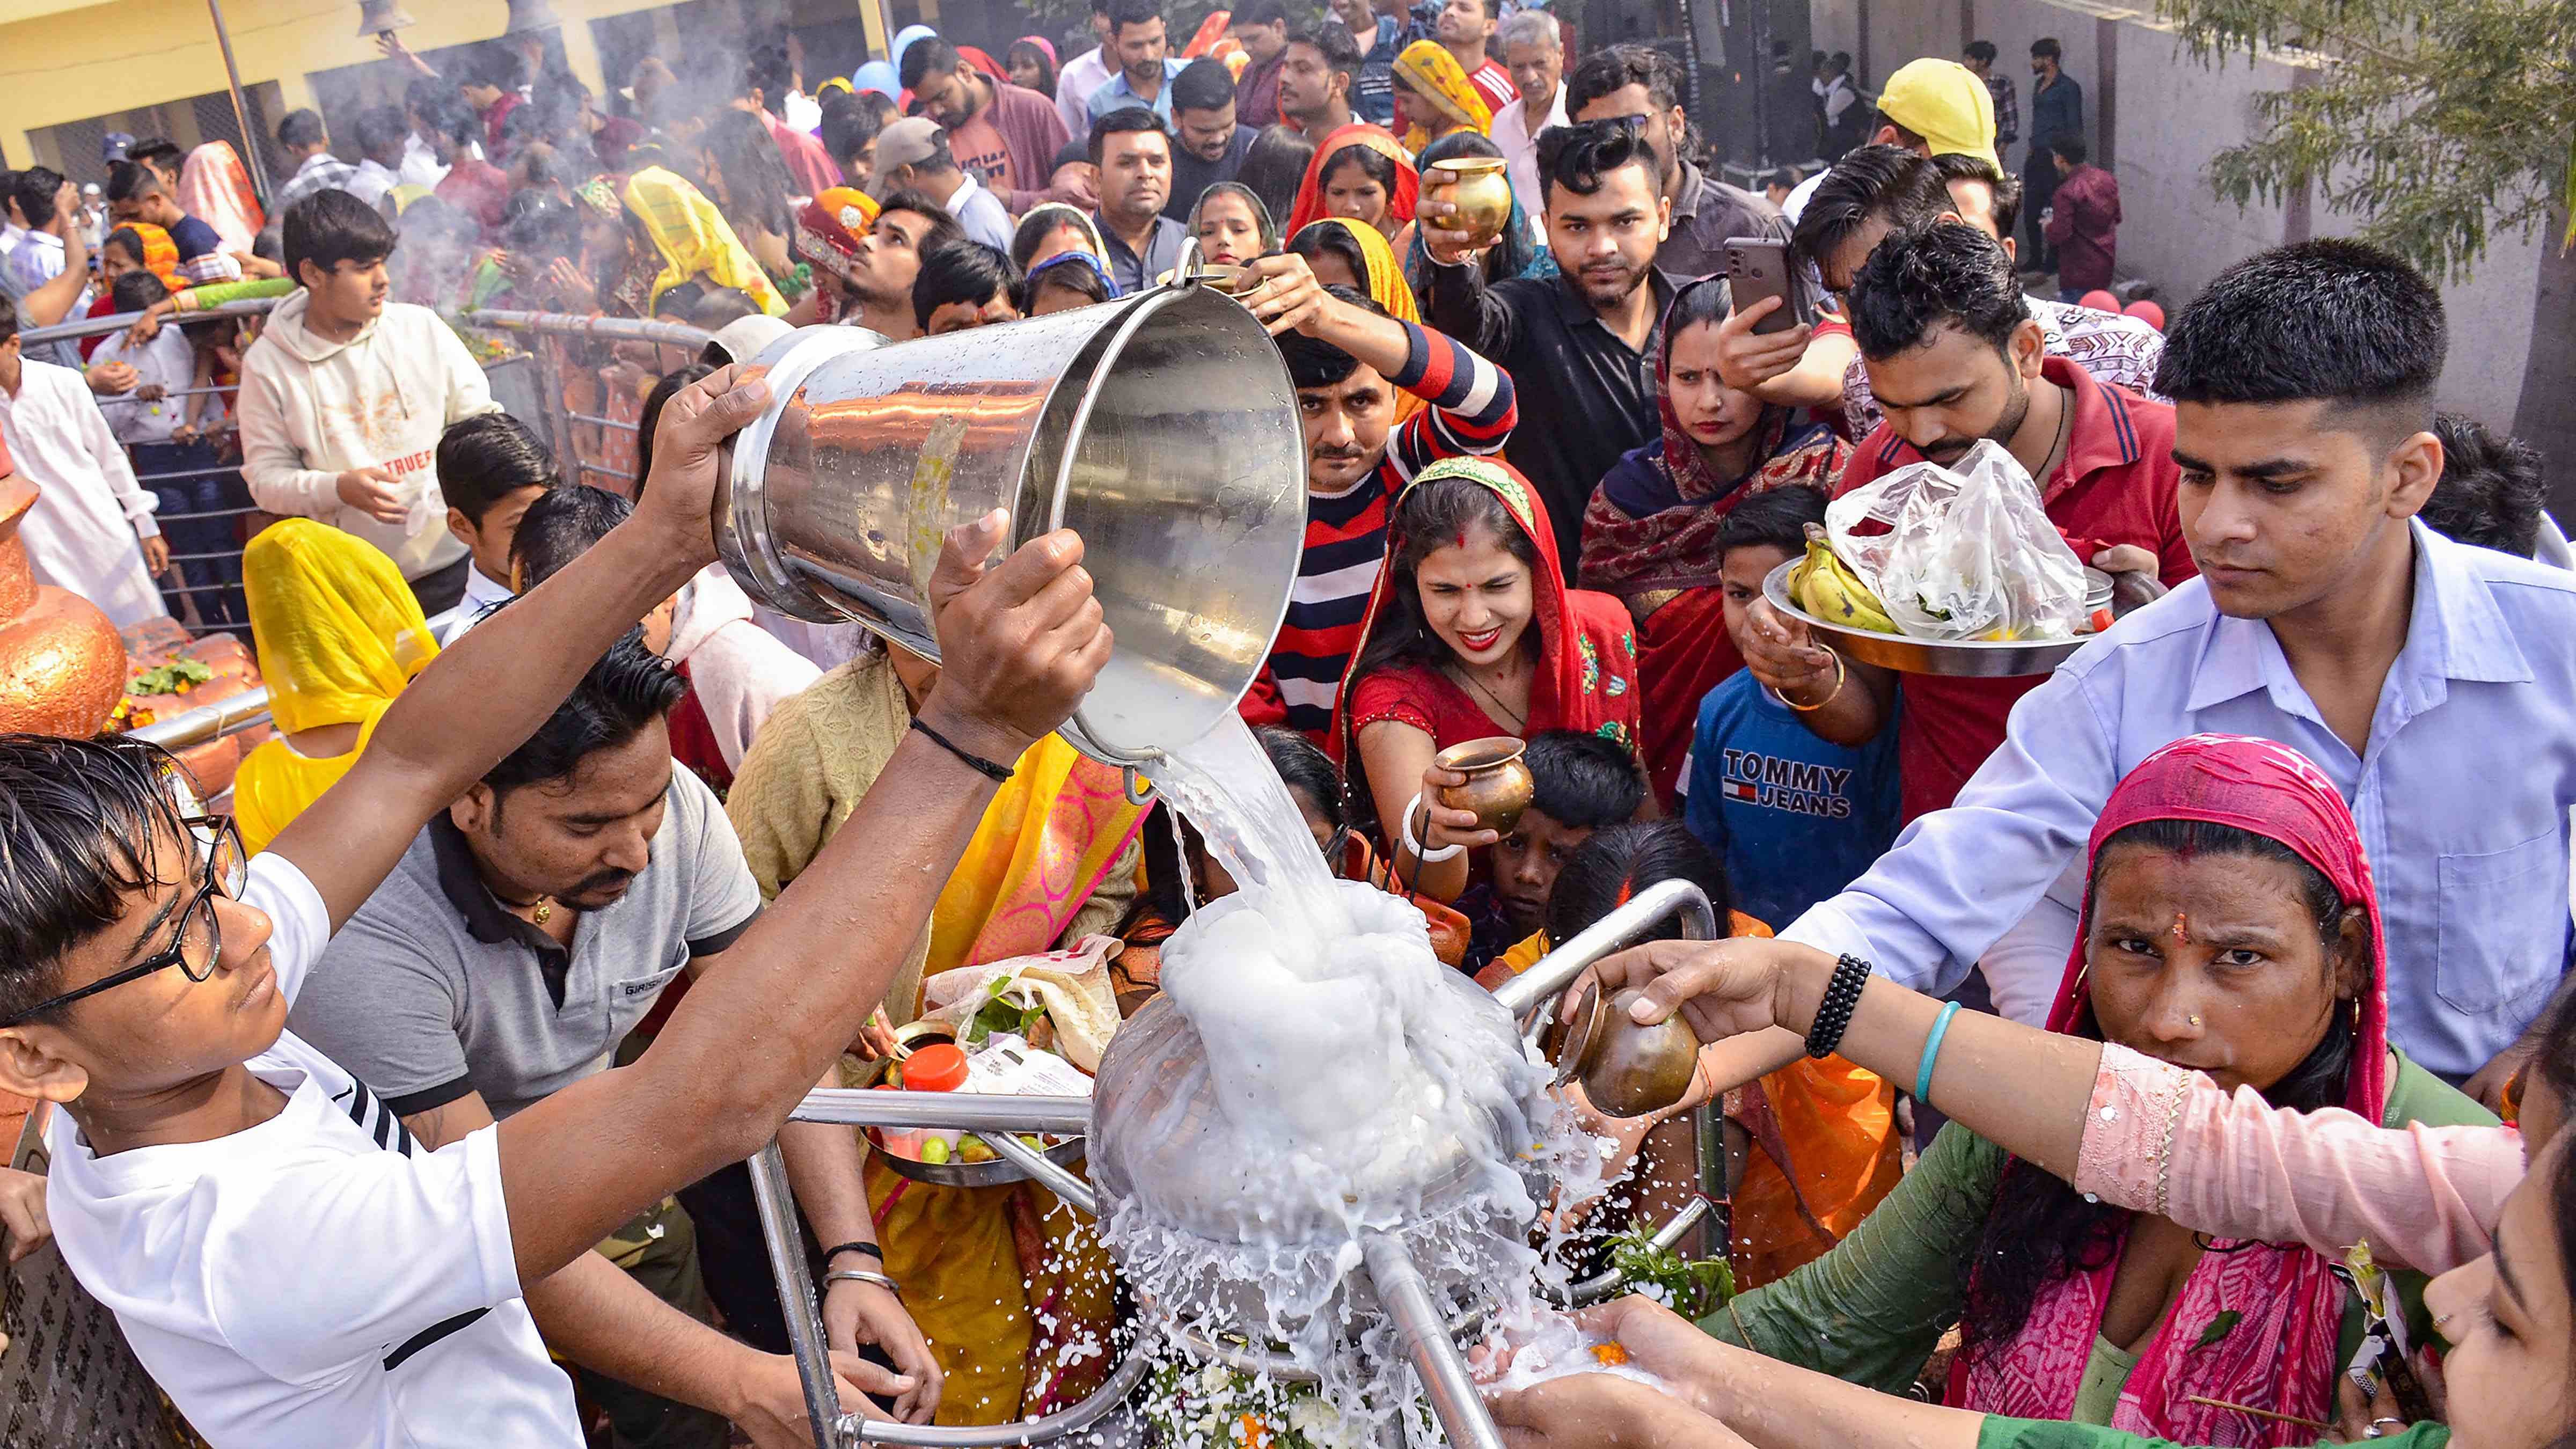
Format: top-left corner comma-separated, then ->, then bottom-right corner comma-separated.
1231,251 -> 1334,337
919,511 -> 1114,771
630,363 -> 772,572
1575,937 -> 1839,1047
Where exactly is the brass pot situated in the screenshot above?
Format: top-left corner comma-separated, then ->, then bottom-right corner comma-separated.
1425,157 -> 1512,251
1551,983 -> 1701,1119
1434,735 -> 1534,836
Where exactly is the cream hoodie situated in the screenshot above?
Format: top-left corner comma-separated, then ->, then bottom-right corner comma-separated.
237,291 -> 496,580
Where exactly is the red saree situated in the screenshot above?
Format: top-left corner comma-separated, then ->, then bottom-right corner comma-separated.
1333,455 -> 1641,821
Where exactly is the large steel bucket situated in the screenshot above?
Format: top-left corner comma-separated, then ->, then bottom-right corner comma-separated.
715,270 -> 1307,766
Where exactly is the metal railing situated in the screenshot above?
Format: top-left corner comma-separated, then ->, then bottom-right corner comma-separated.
19,296 -> 714,638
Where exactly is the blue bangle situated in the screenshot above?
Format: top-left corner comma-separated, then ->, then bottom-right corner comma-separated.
1915,1000 -> 1963,1106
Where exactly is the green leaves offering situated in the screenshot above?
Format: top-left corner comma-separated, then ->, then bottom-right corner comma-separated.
128,658 -> 214,695
1605,1226 -> 1735,1320
964,974 -> 1048,1046
2193,1310 -> 2241,1350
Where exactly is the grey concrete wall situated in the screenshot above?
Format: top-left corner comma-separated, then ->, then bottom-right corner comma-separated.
1804,0 -> 2545,427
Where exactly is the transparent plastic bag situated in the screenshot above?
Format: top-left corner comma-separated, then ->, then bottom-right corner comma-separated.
1825,440 -> 2088,641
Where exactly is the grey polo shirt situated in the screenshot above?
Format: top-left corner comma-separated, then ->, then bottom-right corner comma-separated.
289,769 -> 762,1120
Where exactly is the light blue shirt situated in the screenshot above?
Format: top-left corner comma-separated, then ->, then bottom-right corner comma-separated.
1088,58 -> 1190,123
1784,522 -> 2576,1078
946,173 -> 1015,253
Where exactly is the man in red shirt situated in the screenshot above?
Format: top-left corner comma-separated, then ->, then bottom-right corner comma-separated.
903,37 -> 1075,213
2043,136 -> 2121,302
1435,0 -> 1518,116
743,44 -> 840,197
1741,219 -> 2195,822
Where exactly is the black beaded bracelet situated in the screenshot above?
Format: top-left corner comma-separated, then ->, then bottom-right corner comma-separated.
1804,953 -> 1873,1059
911,716 -> 1015,782
823,1241 -> 884,1263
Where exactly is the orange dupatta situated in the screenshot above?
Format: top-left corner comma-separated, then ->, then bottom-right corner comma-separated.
1286,123 -> 1421,238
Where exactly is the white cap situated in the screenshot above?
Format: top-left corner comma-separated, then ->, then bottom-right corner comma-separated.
702,314 -> 793,366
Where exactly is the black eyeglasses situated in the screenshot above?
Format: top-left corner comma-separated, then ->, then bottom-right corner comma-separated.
3,816 -> 247,1027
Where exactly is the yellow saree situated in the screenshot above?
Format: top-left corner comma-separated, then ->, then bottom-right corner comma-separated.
623,165 -> 788,317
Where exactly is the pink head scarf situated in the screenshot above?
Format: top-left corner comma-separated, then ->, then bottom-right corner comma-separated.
177,141 -> 264,258
1953,734 -> 2391,1446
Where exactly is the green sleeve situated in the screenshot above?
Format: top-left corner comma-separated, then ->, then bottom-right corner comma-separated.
1696,1122 -> 2008,1394
181,276 -> 295,308
1978,1415 -> 2449,1449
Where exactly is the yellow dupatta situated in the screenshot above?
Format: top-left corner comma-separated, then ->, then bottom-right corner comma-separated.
233,521 -> 439,851
1393,39 -> 1492,151
1293,216 -> 1427,421
926,735 -> 1147,976
621,165 -> 788,316
868,733 -> 1141,1425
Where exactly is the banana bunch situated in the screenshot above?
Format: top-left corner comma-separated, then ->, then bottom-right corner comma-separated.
1790,524 -> 1898,634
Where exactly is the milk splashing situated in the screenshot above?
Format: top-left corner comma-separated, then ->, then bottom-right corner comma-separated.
1097,714 -> 1616,1445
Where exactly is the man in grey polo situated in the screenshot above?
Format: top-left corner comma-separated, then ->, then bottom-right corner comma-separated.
291,632 -> 941,1447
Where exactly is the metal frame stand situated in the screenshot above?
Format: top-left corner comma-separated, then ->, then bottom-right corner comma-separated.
749,882 -> 1728,1449
747,1092 -> 1141,1449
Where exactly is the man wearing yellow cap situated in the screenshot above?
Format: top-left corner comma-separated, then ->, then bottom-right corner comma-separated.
1780,55 -> 1997,221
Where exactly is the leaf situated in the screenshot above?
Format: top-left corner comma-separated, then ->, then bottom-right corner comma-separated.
2193,1310 -> 2243,1349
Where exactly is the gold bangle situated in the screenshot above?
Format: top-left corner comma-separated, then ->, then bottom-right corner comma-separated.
1783,649 -> 1847,713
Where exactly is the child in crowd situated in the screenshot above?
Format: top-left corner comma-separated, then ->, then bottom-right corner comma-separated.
237,190 -> 499,617
1682,485 -> 1901,932
87,269 -> 247,625
1472,730 -> 1649,975
433,413 -> 559,643
912,240 -> 1024,336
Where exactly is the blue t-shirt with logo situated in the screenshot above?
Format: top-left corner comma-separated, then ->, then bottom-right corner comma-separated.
1681,670 -> 1902,931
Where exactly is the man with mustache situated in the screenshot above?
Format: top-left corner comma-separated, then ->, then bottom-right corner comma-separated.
288,614 -> 919,1444
1230,252 -> 1516,740
1419,120 -> 1672,564
1739,218 -> 2191,831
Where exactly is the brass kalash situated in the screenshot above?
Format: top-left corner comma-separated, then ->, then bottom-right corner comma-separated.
716,244 -> 1719,1449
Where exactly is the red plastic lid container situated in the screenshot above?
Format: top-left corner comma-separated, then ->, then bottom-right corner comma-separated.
902,1043 -> 969,1092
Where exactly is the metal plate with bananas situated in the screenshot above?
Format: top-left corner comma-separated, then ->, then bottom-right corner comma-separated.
1762,558 -> 2117,678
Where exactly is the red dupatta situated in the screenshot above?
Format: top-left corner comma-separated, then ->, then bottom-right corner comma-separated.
1286,123 -> 1420,239
1952,734 -> 2392,1446
1331,456 -> 1640,802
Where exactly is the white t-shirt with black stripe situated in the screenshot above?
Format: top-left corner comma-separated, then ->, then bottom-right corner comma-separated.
44,853 -> 582,1447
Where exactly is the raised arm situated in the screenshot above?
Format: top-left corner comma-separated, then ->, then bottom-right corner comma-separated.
495,509 -> 1113,1285
1231,252 -> 1516,471
1590,936 -> 2104,1181
19,221 -> 89,328
268,368 -> 774,931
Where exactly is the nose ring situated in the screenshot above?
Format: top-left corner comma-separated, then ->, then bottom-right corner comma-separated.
2187,1013 -> 2203,1028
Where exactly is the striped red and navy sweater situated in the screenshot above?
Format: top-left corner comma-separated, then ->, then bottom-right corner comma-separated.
1242,320 -> 1517,740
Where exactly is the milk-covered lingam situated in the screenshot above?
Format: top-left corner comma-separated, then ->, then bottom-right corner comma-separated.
714,258 -> 1718,1449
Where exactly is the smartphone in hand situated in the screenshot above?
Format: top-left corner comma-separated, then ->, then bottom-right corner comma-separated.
1723,237 -> 1815,335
